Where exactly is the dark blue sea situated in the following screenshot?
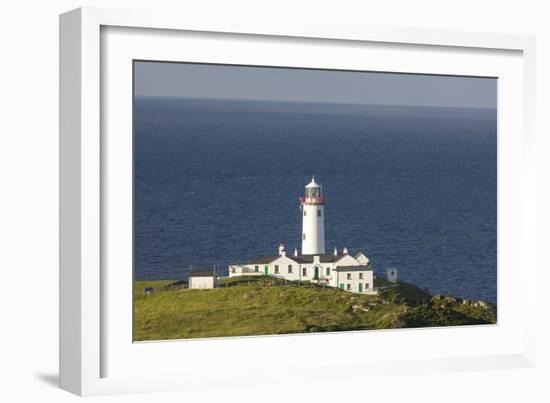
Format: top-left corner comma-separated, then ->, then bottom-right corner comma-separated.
134,97 -> 497,304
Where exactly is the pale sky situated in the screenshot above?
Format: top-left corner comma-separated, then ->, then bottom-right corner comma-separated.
134,61 -> 497,109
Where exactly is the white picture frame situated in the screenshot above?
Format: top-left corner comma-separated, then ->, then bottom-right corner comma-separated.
59,6 -> 537,396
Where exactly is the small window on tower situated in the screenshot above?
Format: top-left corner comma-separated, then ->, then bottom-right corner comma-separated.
302,233 -> 306,240
303,210 -> 307,216
317,209 -> 322,217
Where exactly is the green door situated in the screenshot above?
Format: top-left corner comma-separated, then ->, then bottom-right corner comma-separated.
339,283 -> 344,290
314,267 -> 319,280
264,265 -> 268,275
359,283 -> 363,293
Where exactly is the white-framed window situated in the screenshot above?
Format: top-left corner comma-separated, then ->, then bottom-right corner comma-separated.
275,265 -> 279,274
365,283 -> 369,289
288,265 -> 293,273
346,284 -> 351,290
254,265 -> 259,272
326,267 -> 330,276
359,273 -> 364,279
302,267 -> 307,276
346,273 -> 352,280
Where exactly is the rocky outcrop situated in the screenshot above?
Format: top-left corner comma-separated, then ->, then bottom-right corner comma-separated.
431,295 -> 496,311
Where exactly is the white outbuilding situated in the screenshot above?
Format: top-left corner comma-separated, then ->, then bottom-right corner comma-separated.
189,271 -> 216,289
386,268 -> 398,283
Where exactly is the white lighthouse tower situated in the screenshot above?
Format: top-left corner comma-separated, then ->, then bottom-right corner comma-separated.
300,177 -> 326,255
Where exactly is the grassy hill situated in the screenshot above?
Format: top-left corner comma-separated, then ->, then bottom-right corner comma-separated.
133,276 -> 496,341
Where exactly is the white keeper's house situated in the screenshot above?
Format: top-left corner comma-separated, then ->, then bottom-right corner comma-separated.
229,177 -> 376,294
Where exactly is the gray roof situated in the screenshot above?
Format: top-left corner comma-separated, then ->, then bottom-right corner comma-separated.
333,265 -> 372,272
249,255 -> 280,264
244,251 -> 366,265
248,254 -> 340,264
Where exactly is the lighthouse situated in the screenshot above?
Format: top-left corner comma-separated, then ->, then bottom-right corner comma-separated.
300,177 -> 326,255
228,176 -> 374,294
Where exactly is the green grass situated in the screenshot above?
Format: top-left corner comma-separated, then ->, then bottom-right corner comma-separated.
378,282 -> 431,306
217,275 -> 286,286
133,276 -> 496,341
373,277 -> 395,288
218,275 -> 329,288
133,280 -> 177,296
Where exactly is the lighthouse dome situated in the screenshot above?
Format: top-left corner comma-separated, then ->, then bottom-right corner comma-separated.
305,176 -> 320,188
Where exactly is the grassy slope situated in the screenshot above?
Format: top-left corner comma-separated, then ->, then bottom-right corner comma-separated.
134,277 -> 496,341
134,280 -> 177,295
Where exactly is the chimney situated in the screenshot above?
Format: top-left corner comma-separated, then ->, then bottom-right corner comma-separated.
343,247 -> 348,255
293,248 -> 298,256
278,243 -> 286,256
333,247 -> 338,256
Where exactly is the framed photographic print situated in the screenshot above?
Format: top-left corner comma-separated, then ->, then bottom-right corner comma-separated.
131,61 -> 498,342
60,7 -> 537,396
